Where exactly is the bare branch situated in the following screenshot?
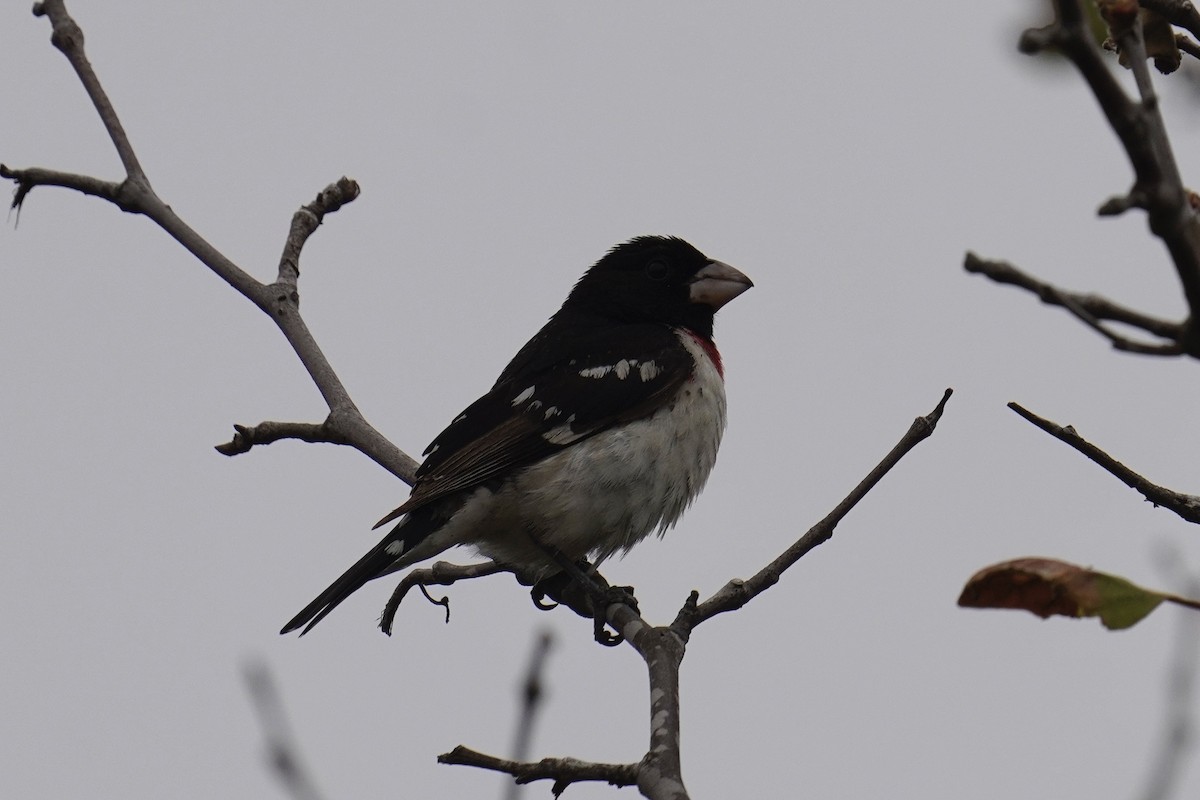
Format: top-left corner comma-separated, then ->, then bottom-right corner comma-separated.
214,421 -> 346,456
379,561 -> 509,635
0,165 -> 128,212
1008,402 -> 1200,523
964,252 -> 1185,353
33,0 -> 147,182
244,662 -> 327,800
6,2 -> 419,484
688,388 -> 953,628
213,408 -> 419,485
983,0 -> 1200,357
439,746 -> 639,797
407,560 -> 690,798
277,177 -> 361,283
1050,280 -> 1185,355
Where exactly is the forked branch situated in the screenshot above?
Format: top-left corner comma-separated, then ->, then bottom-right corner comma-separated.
441,389 -> 954,800
4,1 -> 418,483
968,0 -> 1200,357
964,252 -> 1185,355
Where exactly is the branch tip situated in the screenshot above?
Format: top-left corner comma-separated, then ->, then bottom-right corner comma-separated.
692,387 -> 952,627
1018,24 -> 1061,55
932,387 -> 953,418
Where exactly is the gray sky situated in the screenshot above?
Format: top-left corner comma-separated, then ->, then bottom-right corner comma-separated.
4,2 -> 1200,798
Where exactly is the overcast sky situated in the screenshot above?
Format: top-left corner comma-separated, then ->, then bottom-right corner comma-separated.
4,2 -> 1200,798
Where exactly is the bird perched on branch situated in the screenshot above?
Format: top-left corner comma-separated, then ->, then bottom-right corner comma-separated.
281,235 -> 752,636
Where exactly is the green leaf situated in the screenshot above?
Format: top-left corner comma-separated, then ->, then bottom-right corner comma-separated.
1088,572 -> 1164,630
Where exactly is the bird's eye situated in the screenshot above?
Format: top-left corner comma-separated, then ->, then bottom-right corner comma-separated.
645,259 -> 670,281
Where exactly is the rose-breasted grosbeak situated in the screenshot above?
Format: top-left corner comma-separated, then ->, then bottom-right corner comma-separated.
281,235 -> 752,635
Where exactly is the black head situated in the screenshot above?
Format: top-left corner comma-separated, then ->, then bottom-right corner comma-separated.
564,236 -> 752,338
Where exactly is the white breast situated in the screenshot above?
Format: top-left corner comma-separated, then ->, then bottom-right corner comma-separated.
472,329 -> 728,571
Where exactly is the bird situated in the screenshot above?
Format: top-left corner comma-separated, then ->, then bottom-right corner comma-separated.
281,235 -> 752,635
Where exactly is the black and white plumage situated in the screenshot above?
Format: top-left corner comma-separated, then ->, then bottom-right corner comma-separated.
281,236 -> 752,635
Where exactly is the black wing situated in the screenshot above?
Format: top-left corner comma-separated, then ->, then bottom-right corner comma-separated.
373,322 -> 693,527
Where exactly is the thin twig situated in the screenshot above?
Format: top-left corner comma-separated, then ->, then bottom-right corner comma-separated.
1051,284 -> 1185,355
33,0 -> 147,182
1008,402 -> 1200,523
439,746 -> 639,797
0,165 -> 127,211
963,252 -> 1184,354
277,177 -> 361,283
688,388 -> 954,628
214,420 -> 347,456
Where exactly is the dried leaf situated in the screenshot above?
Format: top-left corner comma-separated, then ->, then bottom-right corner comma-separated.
957,557 -> 1165,630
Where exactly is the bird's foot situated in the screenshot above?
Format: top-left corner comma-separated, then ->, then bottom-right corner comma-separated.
526,553 -> 639,646
529,563 -> 598,617
593,584 -> 639,647
529,570 -> 572,611
530,582 -> 560,610
606,584 -> 639,615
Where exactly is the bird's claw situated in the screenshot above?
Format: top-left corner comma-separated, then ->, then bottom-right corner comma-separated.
592,584 -> 639,646
526,549 -> 641,646
530,583 -> 559,610
595,618 -> 623,646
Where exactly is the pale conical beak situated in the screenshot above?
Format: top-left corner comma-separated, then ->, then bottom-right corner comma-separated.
688,259 -> 754,308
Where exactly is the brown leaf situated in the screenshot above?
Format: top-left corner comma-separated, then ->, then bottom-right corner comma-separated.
958,557 -> 1165,630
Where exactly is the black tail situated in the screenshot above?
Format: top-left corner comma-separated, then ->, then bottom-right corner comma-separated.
279,540 -> 393,635
282,500 -> 457,635
280,524 -> 421,636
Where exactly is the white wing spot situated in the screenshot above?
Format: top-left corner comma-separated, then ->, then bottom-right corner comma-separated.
581,359 -> 641,380
639,360 -> 660,381
453,413 -> 467,424
544,406 -> 560,420
511,385 -> 536,406
385,539 -> 405,556
542,414 -> 579,444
